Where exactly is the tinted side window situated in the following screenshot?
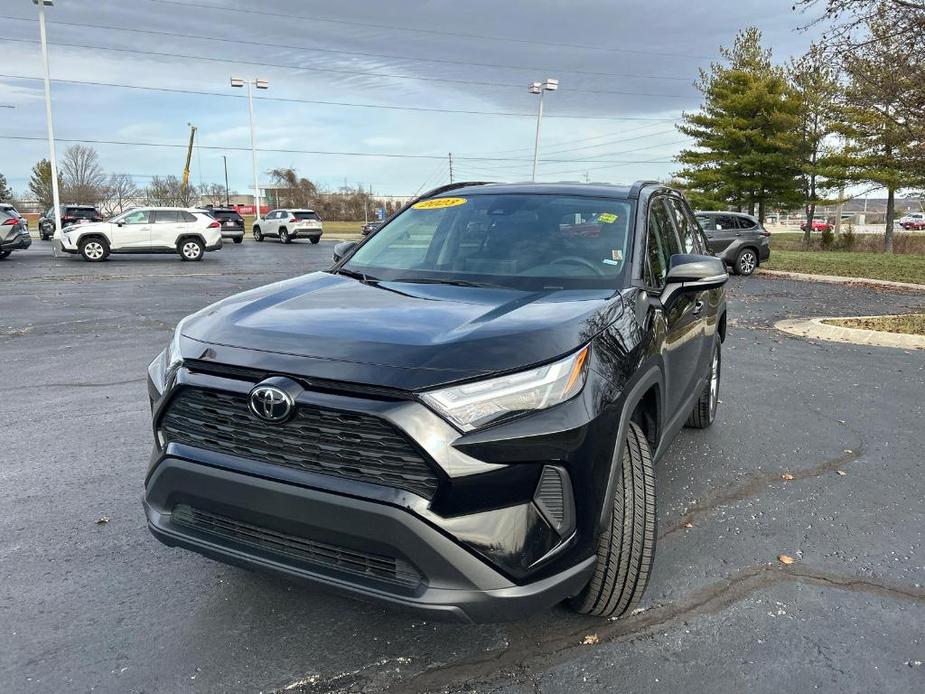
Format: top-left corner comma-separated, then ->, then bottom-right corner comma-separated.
666,198 -> 699,253
696,215 -> 717,231
736,216 -> 757,230
180,211 -> 197,222
153,210 -> 180,224
645,198 -> 680,289
715,215 -> 739,230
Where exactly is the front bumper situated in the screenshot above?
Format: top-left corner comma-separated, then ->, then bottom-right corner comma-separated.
0,232 -> 32,251
145,458 -> 594,623
143,346 -> 623,621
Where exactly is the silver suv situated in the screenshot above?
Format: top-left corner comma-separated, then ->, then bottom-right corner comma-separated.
695,211 -> 771,276
252,209 -> 323,244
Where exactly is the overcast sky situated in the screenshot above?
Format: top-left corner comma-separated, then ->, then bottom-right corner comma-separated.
1,0 -> 821,199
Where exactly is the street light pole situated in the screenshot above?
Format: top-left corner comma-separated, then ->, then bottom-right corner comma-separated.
529,78 -> 558,182
34,0 -> 62,253
231,77 -> 268,221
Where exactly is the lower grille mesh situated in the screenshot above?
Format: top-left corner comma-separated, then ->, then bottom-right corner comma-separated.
171,504 -> 424,588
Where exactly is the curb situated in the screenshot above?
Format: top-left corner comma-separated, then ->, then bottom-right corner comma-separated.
756,268 -> 925,292
775,316 -> 925,350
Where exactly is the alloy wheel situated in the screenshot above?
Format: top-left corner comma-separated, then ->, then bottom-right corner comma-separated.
84,242 -> 104,260
182,241 -> 202,259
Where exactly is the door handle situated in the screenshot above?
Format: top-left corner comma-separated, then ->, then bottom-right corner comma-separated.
693,300 -> 705,315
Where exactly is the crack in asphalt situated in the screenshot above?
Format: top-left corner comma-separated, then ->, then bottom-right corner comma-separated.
365,564 -> 925,694
658,445 -> 863,541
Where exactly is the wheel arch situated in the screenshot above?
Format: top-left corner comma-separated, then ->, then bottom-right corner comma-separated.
597,365 -> 663,531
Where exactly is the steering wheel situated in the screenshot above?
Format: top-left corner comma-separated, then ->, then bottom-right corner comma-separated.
549,255 -> 606,276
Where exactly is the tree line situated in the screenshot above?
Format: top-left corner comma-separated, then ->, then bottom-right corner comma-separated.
3,147 -> 400,221
676,0 -> 925,252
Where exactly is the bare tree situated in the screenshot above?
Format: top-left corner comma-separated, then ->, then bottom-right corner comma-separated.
99,173 -> 139,217
60,144 -> 106,204
145,176 -> 200,207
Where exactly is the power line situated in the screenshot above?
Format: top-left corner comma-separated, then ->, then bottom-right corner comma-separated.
0,14 -> 696,84
142,0 -> 713,61
3,38 -> 697,99
0,134 -> 675,165
0,73 -> 680,122
469,120 -> 677,157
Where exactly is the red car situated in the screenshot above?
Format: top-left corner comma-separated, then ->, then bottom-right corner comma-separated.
800,218 -> 832,232
898,213 -> 925,230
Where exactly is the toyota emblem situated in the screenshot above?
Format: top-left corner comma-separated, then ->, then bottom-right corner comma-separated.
248,385 -> 293,422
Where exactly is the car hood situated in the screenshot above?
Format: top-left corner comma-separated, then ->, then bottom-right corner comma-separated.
180,272 -> 624,390
64,221 -> 110,233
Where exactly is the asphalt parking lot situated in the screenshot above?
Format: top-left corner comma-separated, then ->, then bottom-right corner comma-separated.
1,239 -> 924,694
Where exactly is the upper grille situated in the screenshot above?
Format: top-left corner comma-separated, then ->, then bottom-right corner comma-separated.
160,387 -> 439,498
171,504 -> 424,588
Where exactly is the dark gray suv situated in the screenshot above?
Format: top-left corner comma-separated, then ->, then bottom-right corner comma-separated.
695,211 -> 770,276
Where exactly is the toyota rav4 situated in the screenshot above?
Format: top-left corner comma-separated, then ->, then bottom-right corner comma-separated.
144,181 -> 728,622
56,207 -> 223,261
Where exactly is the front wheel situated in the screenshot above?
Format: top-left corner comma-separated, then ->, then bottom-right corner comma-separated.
569,421 -> 656,618
686,338 -> 720,429
253,226 -> 263,242
0,249 -> 10,259
178,238 -> 204,261
734,248 -> 757,276
79,237 -> 108,262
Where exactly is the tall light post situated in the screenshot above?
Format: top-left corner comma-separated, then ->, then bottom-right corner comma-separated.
529,78 -> 558,182
34,0 -> 62,253
230,77 -> 268,220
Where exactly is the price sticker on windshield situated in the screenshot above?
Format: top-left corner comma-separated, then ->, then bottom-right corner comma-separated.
597,212 -> 618,224
413,197 -> 467,210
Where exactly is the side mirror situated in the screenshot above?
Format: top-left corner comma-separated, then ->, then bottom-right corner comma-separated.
665,254 -> 728,291
332,241 -> 357,263
117,221 -> 125,227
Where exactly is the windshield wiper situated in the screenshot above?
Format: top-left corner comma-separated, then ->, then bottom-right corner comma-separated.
336,268 -> 379,283
389,277 -> 506,289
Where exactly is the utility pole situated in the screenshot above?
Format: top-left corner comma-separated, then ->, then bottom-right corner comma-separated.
448,153 -> 454,183
834,185 -> 845,235
222,155 -> 230,206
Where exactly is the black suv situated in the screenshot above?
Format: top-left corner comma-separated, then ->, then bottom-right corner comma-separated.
694,211 -> 770,276
202,207 -> 245,243
145,181 -> 727,622
38,205 -> 103,240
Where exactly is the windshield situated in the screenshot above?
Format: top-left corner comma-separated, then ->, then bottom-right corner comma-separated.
68,207 -> 98,219
344,193 -> 634,289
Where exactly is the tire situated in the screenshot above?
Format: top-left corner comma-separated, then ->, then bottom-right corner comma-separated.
79,237 -> 109,262
0,250 -> 10,259
178,237 -> 204,261
309,236 -> 320,244
233,236 -> 243,244
686,338 -> 721,429
734,248 -> 758,276
569,421 -> 656,619
279,228 -> 291,244
253,226 -> 263,242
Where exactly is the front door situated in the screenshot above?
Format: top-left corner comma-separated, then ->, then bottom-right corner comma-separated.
112,209 -> 152,249
646,197 -> 705,420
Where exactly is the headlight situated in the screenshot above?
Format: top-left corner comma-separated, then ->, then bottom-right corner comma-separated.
421,345 -> 590,432
150,317 -> 188,392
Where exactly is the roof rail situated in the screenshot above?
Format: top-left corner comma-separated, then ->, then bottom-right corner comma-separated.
628,180 -> 662,198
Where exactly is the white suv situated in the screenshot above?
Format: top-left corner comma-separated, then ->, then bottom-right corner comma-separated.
252,209 -> 323,244
55,207 -> 223,262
